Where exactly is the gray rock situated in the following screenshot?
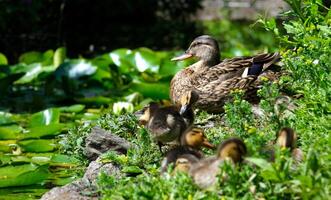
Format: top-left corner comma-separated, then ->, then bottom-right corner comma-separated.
40,180 -> 97,200
41,159 -> 122,200
84,126 -> 131,161
82,159 -> 122,186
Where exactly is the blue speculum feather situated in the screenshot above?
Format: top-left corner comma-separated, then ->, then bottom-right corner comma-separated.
248,63 -> 263,75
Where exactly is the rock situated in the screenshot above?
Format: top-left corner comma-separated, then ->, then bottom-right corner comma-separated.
82,159 -> 122,186
40,180 -> 97,200
41,159 -> 122,200
84,126 -> 131,161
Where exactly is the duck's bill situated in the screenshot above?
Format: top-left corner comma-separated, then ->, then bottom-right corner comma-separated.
202,139 -> 215,149
179,105 -> 188,115
171,53 -> 193,61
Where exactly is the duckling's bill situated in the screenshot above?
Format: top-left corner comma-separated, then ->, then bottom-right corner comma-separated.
202,138 -> 215,149
171,53 -> 193,61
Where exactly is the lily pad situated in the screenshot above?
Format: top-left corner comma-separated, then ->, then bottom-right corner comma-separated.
133,48 -> 160,73
18,139 -> 57,152
58,104 -> 85,113
21,124 -> 65,139
0,53 -> 8,65
29,108 -> 60,127
131,81 -> 169,99
0,125 -> 23,139
0,164 -> 50,188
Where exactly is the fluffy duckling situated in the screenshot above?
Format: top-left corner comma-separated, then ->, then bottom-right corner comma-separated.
189,138 -> 247,189
160,146 -> 201,174
160,127 -> 214,173
276,127 -> 303,163
180,127 -> 215,150
138,102 -> 187,151
137,90 -> 199,151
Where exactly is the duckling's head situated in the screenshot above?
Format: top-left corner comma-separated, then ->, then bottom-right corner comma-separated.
181,127 -> 215,150
179,90 -> 199,115
174,157 -> 191,173
138,103 -> 159,126
276,127 -> 297,149
171,35 -> 220,66
217,138 -> 247,163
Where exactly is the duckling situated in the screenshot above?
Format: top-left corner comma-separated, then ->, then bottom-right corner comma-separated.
160,146 -> 201,174
180,127 -> 215,150
170,35 -> 281,113
189,138 -> 247,189
160,127 -> 214,173
137,91 -> 199,151
276,127 -> 303,163
138,102 -> 187,152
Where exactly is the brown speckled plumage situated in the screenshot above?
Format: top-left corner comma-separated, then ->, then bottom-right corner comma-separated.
170,35 -> 281,113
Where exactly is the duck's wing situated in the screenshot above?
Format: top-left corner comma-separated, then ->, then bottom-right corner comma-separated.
192,53 -> 280,90
216,52 -> 280,75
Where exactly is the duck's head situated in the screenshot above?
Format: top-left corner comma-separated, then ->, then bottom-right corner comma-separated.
217,138 -> 247,163
276,127 -> 297,149
171,35 -> 220,66
137,103 -> 159,126
181,127 -> 215,150
179,90 -> 199,115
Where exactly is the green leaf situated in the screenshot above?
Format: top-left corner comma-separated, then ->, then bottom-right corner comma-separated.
19,51 -> 44,64
13,63 -> 58,84
0,164 -> 50,187
108,48 -> 134,73
50,154 -> 79,166
18,139 -> 57,152
0,140 -> 16,153
53,47 -> 66,68
21,124 -> 65,139
0,112 -> 15,125
0,53 -> 8,65
159,59 -> 185,77
245,157 -> 273,170
0,125 -> 23,139
58,104 -> 85,113
133,48 -> 160,73
29,108 -> 60,127
121,166 -> 143,174
55,60 -> 97,79
131,81 -> 169,99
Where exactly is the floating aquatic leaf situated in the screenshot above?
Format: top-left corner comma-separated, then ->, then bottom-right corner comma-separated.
0,140 -> 16,152
0,112 -> 15,125
131,80 -> 169,99
0,164 -> 50,188
0,125 -> 23,139
0,53 -> 8,65
58,104 -> 85,113
18,139 -> 57,152
21,124 -> 65,139
29,108 -> 60,127
53,47 -> 66,68
134,48 -> 160,73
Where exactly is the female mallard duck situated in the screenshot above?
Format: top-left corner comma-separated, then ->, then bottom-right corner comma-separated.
170,35 -> 281,113
188,138 -> 247,189
160,127 -> 214,173
138,90 -> 199,150
275,127 -> 303,163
